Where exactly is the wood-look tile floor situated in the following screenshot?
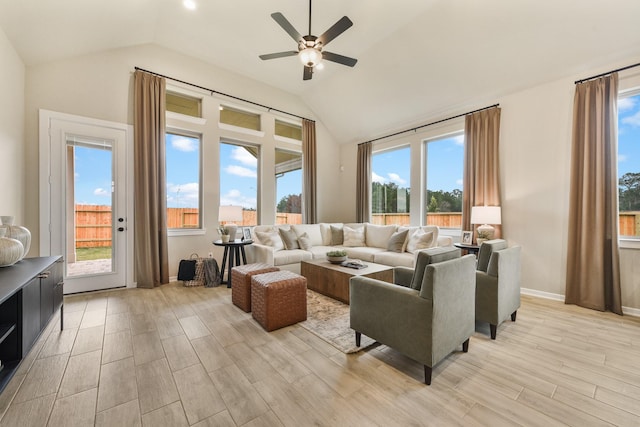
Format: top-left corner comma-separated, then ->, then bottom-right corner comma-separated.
1,282 -> 639,426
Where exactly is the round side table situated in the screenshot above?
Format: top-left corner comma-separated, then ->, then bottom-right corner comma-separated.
454,242 -> 481,256
213,239 -> 253,288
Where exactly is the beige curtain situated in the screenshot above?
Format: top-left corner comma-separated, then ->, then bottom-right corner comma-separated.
302,119 -> 317,224
462,107 -> 502,237
134,70 -> 169,288
566,74 -> 622,315
356,142 -> 372,223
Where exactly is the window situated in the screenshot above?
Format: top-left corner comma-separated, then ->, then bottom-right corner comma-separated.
166,92 -> 201,118
166,131 -> 202,229
618,92 -> 640,238
275,149 -> 302,224
425,134 -> 464,230
219,106 -> 261,131
219,141 -> 259,225
275,120 -> 302,140
371,146 -> 411,225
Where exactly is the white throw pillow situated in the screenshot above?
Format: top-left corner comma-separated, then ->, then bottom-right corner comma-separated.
405,229 -> 434,254
255,230 -> 284,251
343,225 -> 366,247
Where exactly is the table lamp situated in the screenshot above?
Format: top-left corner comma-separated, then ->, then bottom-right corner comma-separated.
218,205 -> 243,241
470,206 -> 501,242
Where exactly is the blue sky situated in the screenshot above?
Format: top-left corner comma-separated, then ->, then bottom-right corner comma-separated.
73,97 -> 640,207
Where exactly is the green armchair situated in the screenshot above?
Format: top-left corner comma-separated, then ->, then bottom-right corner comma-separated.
475,239 -> 521,339
349,252 -> 476,385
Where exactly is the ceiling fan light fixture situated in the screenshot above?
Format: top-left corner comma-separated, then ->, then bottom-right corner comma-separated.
299,47 -> 322,67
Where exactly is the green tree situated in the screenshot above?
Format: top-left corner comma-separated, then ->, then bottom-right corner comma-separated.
277,194 -> 302,213
619,172 -> 640,211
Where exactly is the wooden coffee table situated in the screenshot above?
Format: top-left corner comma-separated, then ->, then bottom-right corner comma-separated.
300,259 -> 393,304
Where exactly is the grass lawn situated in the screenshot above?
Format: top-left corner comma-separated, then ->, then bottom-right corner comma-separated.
76,247 -> 112,261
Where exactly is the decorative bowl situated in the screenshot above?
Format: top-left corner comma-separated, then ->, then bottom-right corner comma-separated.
327,255 -> 347,264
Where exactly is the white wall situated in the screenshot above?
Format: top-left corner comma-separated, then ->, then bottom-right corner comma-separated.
338,59 -> 640,311
0,26 -> 25,224
24,44 -> 341,277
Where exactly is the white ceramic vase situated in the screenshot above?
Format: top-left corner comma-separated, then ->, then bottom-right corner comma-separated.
0,228 -> 24,267
0,216 -> 31,259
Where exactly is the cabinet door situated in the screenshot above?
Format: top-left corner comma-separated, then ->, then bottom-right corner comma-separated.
22,278 -> 41,357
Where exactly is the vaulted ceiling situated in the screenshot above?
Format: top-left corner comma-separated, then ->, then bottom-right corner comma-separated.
2,0 -> 640,144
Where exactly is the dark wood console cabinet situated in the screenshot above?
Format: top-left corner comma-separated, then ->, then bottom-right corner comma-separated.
0,256 -> 63,393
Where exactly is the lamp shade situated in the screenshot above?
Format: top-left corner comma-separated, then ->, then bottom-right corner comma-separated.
299,47 -> 323,67
470,206 -> 501,225
218,205 -> 243,222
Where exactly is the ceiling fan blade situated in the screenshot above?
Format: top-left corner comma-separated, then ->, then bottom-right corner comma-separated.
317,16 -> 353,46
322,51 -> 357,67
303,66 -> 313,80
271,12 -> 303,43
259,51 -> 298,60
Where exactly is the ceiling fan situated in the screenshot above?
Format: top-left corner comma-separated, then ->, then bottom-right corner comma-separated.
259,0 -> 357,81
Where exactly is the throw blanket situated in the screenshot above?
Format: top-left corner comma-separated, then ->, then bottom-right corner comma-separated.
202,258 -> 221,287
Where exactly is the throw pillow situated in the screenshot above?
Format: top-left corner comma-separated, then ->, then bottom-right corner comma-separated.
405,229 -> 434,254
255,231 -> 284,251
330,225 -> 344,245
386,229 -> 409,253
278,228 -> 300,250
343,225 -> 365,247
297,232 -> 313,250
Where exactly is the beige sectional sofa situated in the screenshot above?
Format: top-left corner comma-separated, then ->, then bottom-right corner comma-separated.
245,223 -> 453,274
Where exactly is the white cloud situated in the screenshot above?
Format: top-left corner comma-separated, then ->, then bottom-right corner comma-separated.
220,189 -> 256,209
456,178 -> 463,186
171,136 -> 198,152
618,97 -> 636,112
622,110 -> 640,127
225,165 -> 257,178
453,135 -> 465,146
372,171 -> 385,183
388,173 -> 406,185
618,154 -> 628,163
166,182 -> 199,207
231,147 -> 257,167
93,188 -> 109,197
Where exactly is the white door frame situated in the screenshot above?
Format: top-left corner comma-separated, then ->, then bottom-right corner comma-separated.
39,109 -> 135,291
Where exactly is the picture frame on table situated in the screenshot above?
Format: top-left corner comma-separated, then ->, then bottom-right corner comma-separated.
242,227 -> 252,241
461,231 -> 473,245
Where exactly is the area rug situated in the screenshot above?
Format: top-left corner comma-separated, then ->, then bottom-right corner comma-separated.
300,290 -> 376,354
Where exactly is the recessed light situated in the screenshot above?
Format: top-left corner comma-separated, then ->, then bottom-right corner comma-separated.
183,0 -> 196,11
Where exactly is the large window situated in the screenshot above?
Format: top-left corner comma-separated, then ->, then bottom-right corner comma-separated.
166,131 -> 202,229
219,141 -> 259,225
618,92 -> 640,238
425,134 -> 464,230
371,146 -> 411,225
275,149 -> 302,225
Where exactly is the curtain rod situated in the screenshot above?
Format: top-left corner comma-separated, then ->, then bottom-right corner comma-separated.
359,103 -> 499,145
575,61 -> 640,84
134,67 -> 314,122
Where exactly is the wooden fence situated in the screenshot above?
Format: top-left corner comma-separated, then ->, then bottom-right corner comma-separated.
74,206 -> 640,248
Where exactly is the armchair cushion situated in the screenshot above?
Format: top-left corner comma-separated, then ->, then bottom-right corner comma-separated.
477,239 -> 508,272
410,246 -> 461,290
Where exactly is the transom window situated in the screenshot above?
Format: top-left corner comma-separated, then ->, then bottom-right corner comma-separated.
219,106 -> 261,131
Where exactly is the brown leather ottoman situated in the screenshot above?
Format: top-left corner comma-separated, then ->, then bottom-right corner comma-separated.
231,263 -> 279,312
251,271 -> 307,331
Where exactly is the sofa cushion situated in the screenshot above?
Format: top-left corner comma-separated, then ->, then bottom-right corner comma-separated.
399,225 -> 439,251
273,249 -> 313,266
307,245 -> 339,260
330,225 -> 344,245
255,230 -> 284,251
373,251 -> 414,268
291,224 -> 324,246
405,229 -> 435,253
252,225 -> 276,245
386,229 -> 409,252
365,224 -> 397,249
297,232 -> 313,250
279,228 -> 300,250
343,225 -> 366,247
343,247 -> 385,262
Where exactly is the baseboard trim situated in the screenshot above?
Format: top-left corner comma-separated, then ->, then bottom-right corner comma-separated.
521,287 -> 639,317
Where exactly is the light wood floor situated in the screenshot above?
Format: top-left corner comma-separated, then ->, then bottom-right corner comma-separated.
0,282 -> 639,427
